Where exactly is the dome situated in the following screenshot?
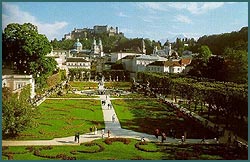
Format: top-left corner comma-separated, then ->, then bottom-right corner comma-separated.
74,39 -> 82,47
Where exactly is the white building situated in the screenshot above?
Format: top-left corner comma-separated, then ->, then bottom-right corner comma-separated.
66,57 -> 91,69
2,75 -> 36,99
92,38 -> 104,57
111,52 -> 142,63
136,55 -> 167,72
146,58 -> 192,74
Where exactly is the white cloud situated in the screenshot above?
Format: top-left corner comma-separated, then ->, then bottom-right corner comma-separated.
136,2 -> 231,15
2,3 -> 68,40
118,12 -> 129,17
136,2 -> 168,11
139,15 -> 160,23
175,15 -> 192,24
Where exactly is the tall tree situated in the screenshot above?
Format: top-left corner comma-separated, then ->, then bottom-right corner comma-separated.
223,48 -> 248,83
3,23 -> 57,86
197,45 -> 212,62
2,86 -> 34,138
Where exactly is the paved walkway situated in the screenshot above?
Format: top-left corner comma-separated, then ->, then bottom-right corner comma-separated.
2,82 -> 218,147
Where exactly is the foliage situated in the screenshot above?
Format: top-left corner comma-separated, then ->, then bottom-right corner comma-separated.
223,48 -> 248,83
3,23 -> 58,88
137,72 -> 248,137
197,27 -> 248,55
196,45 -> 212,62
2,86 -> 35,138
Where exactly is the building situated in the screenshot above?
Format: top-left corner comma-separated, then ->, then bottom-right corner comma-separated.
111,52 -> 142,63
2,74 -> 36,99
92,38 -> 104,56
146,58 -> 192,74
136,55 -> 167,72
152,43 -> 179,59
63,25 -> 122,40
66,57 -> 91,69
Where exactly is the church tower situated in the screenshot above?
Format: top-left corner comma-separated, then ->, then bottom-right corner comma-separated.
74,38 -> 82,53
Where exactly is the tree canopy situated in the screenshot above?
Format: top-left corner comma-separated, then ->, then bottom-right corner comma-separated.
3,23 -> 58,87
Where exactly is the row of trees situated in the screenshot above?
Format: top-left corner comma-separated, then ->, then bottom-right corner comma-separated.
137,72 -> 248,129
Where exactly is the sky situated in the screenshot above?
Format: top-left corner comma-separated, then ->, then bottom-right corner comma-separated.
2,2 -> 248,42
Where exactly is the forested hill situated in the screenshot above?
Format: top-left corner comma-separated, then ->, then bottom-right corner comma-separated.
197,27 -> 248,55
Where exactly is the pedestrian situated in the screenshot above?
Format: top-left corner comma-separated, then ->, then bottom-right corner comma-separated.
101,129 -> 105,139
169,129 -> 173,138
77,132 -> 80,143
74,133 -> 77,142
94,126 -> 98,135
181,135 -> 185,144
107,129 -> 111,138
89,127 -> 93,134
112,114 -> 115,123
106,95 -> 108,100
184,131 -> 187,141
141,137 -> 146,142
155,128 -> 160,139
201,136 -> 205,144
161,132 -> 166,143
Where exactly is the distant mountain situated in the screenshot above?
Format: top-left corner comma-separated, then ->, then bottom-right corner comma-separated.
159,34 -> 188,45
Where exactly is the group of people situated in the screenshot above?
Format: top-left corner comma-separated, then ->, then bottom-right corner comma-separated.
154,128 -> 167,143
89,126 -> 98,135
155,128 -> 188,144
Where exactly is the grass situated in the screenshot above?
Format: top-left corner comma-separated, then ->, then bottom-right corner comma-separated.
104,82 -> 132,90
49,92 -> 98,98
9,99 -> 104,140
110,92 -> 151,98
2,139 -> 163,160
69,81 -> 98,90
3,140 -> 247,160
112,99 -> 216,139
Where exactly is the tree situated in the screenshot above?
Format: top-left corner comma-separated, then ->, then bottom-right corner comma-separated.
2,86 -> 34,138
206,56 -> 227,81
3,23 -> 57,87
197,45 -> 212,62
223,48 -> 248,83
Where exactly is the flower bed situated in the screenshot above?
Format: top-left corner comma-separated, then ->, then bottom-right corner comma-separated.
104,138 -> 131,145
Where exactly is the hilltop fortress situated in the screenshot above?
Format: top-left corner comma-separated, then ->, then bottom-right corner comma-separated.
63,25 -> 124,40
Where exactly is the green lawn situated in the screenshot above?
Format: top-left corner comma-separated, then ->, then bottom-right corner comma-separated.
104,82 -> 132,90
2,139 -> 163,160
11,99 -> 104,140
49,92 -> 98,98
112,99 -> 216,139
3,139 -> 247,160
110,92 -> 151,98
69,81 -> 98,90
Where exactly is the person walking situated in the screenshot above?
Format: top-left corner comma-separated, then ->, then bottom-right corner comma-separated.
94,126 -> 97,135
112,114 -> 116,123
76,132 -> 80,143
107,129 -> 111,138
161,132 -> 166,143
101,129 -> 105,139
155,128 -> 160,139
